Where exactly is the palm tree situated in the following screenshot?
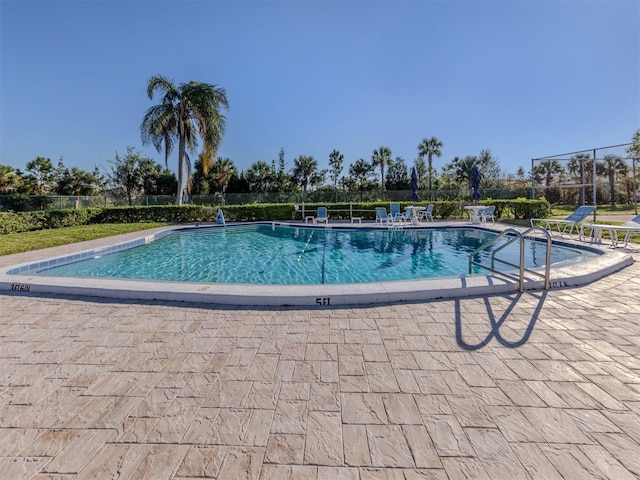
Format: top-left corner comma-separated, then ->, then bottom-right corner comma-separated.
349,158 -> 374,202
567,153 -> 591,204
598,154 -> 627,207
141,75 -> 229,205
371,146 -> 392,197
627,129 -> 640,212
444,155 -> 478,193
246,161 -> 273,193
417,137 -> 443,199
329,149 -> 344,202
532,159 -> 564,203
291,155 -> 319,202
211,157 -> 237,195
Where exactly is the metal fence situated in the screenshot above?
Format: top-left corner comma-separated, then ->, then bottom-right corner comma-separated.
0,187 -> 534,213
0,194 -> 178,212
531,143 -> 638,212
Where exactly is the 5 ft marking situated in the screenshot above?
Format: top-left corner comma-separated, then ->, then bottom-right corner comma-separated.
315,297 -> 331,306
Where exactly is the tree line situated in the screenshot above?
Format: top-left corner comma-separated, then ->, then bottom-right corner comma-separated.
533,130 -> 640,207
5,135 -> 637,207
2,73 -> 638,206
0,143 -> 514,204
0,151 -> 177,202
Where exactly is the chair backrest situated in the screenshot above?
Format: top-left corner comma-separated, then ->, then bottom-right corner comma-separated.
425,204 -> 434,214
390,203 -> 401,216
317,206 -> 327,218
623,214 -> 640,227
375,207 -> 387,219
565,205 -> 596,222
483,206 -> 495,215
405,206 -> 413,218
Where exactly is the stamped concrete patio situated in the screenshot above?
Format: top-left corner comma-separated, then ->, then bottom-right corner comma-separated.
1,249 -> 639,479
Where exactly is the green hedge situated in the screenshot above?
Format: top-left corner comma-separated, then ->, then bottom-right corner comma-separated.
477,198 -> 549,220
0,200 -> 551,235
0,209 -> 105,234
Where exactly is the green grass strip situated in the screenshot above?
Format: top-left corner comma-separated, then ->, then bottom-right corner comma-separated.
0,222 -> 172,256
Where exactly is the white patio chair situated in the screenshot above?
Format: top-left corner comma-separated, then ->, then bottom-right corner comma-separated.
480,206 -> 495,225
375,207 -> 390,225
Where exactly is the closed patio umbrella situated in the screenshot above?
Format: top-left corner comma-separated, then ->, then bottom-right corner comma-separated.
411,166 -> 420,202
471,165 -> 481,203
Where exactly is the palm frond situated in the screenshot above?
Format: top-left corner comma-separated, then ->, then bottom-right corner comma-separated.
146,74 -> 178,102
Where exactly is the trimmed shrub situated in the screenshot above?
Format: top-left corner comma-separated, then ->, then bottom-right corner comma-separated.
0,199 -> 552,235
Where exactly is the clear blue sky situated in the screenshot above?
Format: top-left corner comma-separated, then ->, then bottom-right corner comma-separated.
1,0 -> 638,178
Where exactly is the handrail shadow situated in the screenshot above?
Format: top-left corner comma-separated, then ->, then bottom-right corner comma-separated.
455,290 -> 547,350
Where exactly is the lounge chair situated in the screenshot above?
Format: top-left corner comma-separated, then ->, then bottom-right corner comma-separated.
480,206 -> 495,225
315,206 -> 328,224
404,206 -> 415,224
375,207 -> 389,225
417,204 -> 434,222
531,205 -> 596,236
389,203 -> 402,223
389,203 -> 408,224
580,214 -> 640,248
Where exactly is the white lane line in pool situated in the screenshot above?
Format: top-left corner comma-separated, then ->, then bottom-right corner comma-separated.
297,230 -> 315,262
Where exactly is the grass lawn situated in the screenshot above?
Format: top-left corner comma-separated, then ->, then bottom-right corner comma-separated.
0,222 -> 172,256
551,204 -> 638,216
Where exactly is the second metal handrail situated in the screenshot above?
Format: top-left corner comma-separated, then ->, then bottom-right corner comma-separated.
469,227 -> 552,292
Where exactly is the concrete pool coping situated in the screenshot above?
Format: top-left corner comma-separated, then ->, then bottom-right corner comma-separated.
0,221 -> 634,306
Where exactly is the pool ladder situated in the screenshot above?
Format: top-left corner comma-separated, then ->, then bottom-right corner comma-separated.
469,227 -> 551,292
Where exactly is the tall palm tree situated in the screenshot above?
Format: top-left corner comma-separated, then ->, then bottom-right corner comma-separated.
292,155 -> 319,202
417,137 -> 443,199
371,146 -> 392,196
141,75 -> 229,205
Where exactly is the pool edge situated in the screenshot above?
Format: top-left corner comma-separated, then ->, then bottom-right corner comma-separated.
0,222 -> 634,307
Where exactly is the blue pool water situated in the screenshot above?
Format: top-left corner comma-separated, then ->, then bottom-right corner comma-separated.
24,225 -> 599,285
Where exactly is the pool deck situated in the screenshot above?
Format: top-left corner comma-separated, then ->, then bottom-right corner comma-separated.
1,223 -> 640,479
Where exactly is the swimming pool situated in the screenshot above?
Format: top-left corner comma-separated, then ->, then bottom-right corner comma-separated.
12,224 -> 597,284
1,223 -> 631,306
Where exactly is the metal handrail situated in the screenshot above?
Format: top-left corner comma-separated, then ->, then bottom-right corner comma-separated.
469,227 -> 552,292
520,226 -> 552,290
